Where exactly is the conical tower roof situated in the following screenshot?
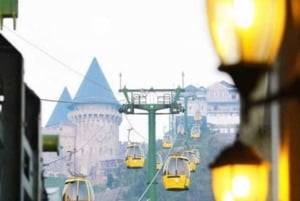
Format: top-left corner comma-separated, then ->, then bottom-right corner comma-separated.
73,58 -> 120,107
46,87 -> 72,127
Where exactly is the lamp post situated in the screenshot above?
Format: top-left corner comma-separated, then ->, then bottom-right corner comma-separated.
206,0 -> 286,201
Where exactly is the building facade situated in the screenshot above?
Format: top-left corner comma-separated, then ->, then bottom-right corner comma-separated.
175,81 -> 240,136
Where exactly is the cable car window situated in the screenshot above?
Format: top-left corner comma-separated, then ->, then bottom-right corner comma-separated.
184,160 -> 191,177
68,181 -> 77,200
126,147 -> 133,157
125,148 -> 130,157
168,158 -> 176,175
78,181 -> 88,200
177,159 -> 185,174
133,146 -> 138,156
134,146 -> 142,157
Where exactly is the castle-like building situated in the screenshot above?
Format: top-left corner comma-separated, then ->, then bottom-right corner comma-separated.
42,58 -> 122,183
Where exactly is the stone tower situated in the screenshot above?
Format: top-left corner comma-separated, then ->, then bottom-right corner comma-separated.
43,58 -> 122,182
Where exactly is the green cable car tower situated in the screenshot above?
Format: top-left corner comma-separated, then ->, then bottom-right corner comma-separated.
119,85 -> 184,201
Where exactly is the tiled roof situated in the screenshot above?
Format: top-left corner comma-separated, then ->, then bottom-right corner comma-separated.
73,58 -> 120,107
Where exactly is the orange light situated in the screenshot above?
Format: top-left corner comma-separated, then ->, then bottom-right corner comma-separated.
207,0 -> 286,66
210,140 -> 270,201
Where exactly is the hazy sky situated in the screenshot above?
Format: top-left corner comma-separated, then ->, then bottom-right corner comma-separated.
1,0 -> 231,141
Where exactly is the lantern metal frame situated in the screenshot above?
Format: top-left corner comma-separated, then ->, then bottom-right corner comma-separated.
210,138 -> 265,168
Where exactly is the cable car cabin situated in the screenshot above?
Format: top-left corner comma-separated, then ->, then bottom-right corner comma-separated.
190,125 -> 201,139
162,135 -> 173,149
62,177 -> 95,201
162,154 -> 190,190
183,150 -> 197,172
193,113 -> 201,121
125,142 -> 145,168
191,149 -> 201,164
156,153 -> 163,170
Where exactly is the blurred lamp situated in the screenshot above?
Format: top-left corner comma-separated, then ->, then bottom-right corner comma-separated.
43,134 -> 60,155
210,139 -> 270,201
207,0 -> 286,101
207,1 -> 285,200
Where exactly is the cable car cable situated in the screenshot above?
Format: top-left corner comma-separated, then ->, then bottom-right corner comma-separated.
3,26 -> 113,94
123,114 -> 146,141
43,125 -> 106,166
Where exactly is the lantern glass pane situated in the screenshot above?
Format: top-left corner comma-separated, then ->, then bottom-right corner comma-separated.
211,164 -> 269,201
207,0 -> 286,66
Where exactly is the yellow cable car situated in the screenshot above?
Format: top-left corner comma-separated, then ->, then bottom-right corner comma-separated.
156,153 -> 163,170
125,142 -> 145,168
183,150 -> 197,172
162,154 -> 191,190
193,112 -> 201,121
162,135 -> 173,149
61,177 -> 95,201
190,125 -> 201,139
191,148 -> 201,164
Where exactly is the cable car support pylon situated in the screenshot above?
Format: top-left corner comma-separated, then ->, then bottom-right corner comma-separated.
119,84 -> 184,201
